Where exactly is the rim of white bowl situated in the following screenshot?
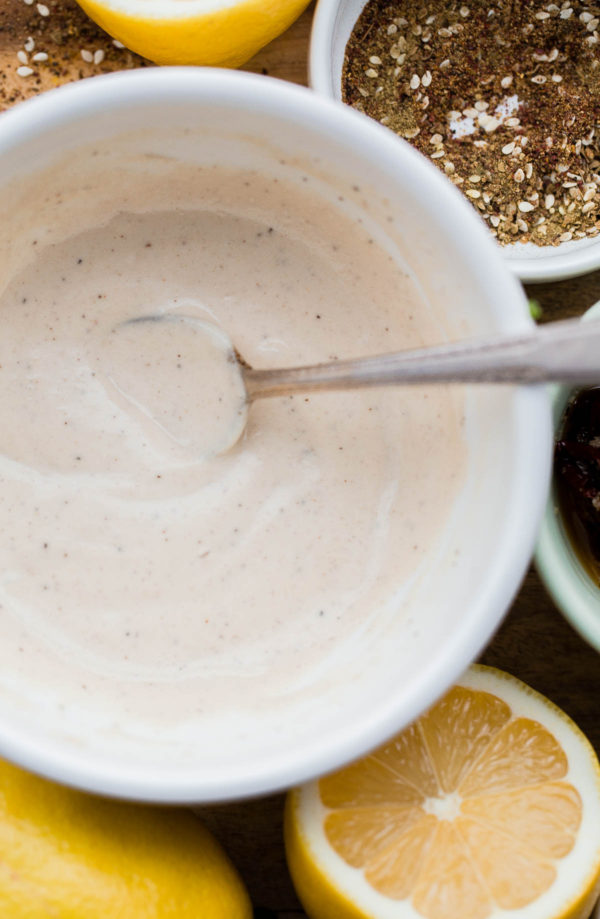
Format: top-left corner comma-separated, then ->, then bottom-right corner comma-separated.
308,0 -> 600,284
0,67 -> 551,802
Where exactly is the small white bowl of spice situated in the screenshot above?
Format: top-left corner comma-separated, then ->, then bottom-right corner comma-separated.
310,0 -> 600,281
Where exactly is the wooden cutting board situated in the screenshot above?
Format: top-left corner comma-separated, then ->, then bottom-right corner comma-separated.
1,3 -> 600,916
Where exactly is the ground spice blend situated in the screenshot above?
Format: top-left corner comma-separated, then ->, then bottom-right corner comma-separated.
343,0 -> 600,246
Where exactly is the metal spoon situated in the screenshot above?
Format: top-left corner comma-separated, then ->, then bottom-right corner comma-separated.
125,313 -> 600,453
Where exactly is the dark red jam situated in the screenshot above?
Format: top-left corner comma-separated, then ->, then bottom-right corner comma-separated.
555,387 -> 600,587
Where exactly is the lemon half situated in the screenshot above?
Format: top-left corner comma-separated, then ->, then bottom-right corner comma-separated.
74,0 -> 313,67
0,758 -> 252,918
286,665 -> 600,919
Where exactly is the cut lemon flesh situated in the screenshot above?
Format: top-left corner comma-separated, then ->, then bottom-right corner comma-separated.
74,0 -> 312,67
286,665 -> 600,919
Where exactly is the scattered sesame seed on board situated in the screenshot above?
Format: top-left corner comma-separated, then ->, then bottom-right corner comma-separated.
0,0 -> 150,112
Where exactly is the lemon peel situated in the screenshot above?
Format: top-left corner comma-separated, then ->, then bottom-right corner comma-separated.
0,757 -> 252,918
74,0 -> 313,67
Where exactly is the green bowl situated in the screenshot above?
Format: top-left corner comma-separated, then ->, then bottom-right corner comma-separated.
535,302 -> 600,652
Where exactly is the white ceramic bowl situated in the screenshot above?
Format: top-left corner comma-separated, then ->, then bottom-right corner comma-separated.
309,0 -> 600,283
0,68 -> 551,802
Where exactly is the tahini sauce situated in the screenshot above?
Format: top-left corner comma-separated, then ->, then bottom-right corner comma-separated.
0,179 -> 466,747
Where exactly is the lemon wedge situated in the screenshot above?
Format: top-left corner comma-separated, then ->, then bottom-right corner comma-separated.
0,757 -> 252,918
74,0 -> 312,66
286,665 -> 600,919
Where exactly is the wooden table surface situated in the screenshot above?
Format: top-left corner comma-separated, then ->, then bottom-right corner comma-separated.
1,3 -> 600,917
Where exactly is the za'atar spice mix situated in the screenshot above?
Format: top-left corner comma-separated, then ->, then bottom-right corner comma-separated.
343,0 -> 600,246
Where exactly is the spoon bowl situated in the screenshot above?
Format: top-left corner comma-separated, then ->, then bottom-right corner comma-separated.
115,314 -> 248,457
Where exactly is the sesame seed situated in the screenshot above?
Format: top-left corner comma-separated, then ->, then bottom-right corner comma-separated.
535,10 -> 550,18
466,189 -> 481,198
17,66 -> 34,77
480,114 -> 500,132
469,174 -> 482,182
560,6 -> 573,17
459,6 -> 470,16
365,68 -> 379,78
531,74 -> 547,84
430,151 -> 445,158
36,3 -> 50,15
559,230 -> 573,241
582,200 -> 596,213
387,23 -> 398,35
32,51 -> 48,62
113,39 -> 126,49
500,75 -> 513,88
24,37 -> 35,52
93,49 -> 105,65
369,55 -> 382,65
409,74 -> 420,89
17,50 -> 29,65
514,168 -> 525,182
430,133 -> 443,145
422,70 -> 432,86
518,200 -> 534,212
490,215 -> 500,227
551,74 -> 563,82
505,117 -> 520,127
80,49 -> 94,63
502,141 -> 515,154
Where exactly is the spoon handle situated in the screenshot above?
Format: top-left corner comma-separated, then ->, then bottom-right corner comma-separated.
244,316 -> 600,399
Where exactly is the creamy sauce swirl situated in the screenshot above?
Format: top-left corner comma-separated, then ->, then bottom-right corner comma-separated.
0,184 -> 466,747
